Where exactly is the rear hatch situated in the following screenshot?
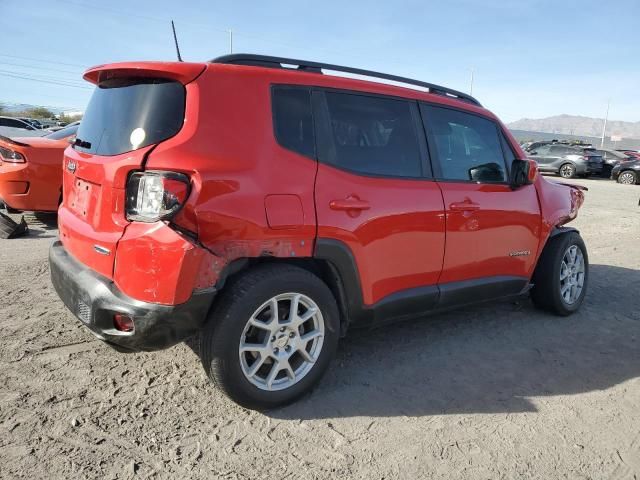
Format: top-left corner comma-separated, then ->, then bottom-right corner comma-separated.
59,63 -> 204,278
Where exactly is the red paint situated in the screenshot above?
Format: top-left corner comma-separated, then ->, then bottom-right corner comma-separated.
0,135 -> 72,212
57,60 -> 584,308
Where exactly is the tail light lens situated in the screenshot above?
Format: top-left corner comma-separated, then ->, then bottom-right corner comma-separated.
125,171 -> 190,222
0,146 -> 25,163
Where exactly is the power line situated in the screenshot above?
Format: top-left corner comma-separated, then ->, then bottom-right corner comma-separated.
0,61 -> 84,76
0,54 -> 87,69
0,69 -> 88,86
0,72 -> 92,90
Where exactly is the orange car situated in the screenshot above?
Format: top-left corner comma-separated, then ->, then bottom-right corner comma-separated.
0,124 -> 78,212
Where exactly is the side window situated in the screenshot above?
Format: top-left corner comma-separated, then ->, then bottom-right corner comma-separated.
549,145 -> 567,155
421,105 -> 508,182
321,91 -> 422,178
272,87 -> 315,159
534,145 -> 551,155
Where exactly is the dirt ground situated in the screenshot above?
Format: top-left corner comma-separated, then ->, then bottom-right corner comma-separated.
1,177 -> 639,480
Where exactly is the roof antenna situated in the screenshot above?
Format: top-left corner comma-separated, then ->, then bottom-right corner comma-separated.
171,20 -> 183,62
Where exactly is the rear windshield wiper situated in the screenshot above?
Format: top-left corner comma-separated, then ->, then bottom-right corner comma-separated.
74,138 -> 92,149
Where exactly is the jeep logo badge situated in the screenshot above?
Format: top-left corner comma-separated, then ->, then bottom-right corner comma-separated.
67,160 -> 77,173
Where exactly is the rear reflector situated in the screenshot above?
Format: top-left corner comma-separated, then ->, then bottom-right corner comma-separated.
113,313 -> 134,332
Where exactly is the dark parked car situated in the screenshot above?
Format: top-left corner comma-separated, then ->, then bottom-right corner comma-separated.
19,118 -> 44,129
593,149 -> 633,177
528,144 -> 604,178
611,159 -> 640,185
0,116 -> 38,131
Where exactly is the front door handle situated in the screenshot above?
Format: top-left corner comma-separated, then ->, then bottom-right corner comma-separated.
449,200 -> 480,212
329,196 -> 370,211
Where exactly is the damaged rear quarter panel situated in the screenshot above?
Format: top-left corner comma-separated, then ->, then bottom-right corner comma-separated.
114,222 -> 219,305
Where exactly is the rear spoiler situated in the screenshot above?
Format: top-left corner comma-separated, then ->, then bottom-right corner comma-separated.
0,135 -> 31,147
559,182 -> 588,192
83,62 -> 206,85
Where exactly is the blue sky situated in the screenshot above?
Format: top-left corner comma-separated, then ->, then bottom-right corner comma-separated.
1,0 -> 638,122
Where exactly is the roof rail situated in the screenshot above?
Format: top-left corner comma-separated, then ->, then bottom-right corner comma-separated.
211,54 -> 482,107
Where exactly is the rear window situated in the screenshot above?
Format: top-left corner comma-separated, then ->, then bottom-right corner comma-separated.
74,78 -> 185,156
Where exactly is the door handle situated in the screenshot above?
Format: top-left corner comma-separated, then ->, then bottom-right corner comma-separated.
449,201 -> 480,212
329,197 -> 370,211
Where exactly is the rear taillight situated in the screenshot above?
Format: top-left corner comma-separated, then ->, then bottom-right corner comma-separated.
125,171 -> 190,222
0,146 -> 25,163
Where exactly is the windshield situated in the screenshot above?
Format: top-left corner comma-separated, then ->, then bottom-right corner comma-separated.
46,124 -> 79,140
74,78 -> 185,156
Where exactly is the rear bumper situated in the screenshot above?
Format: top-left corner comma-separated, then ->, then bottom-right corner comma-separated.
49,241 -> 216,352
0,163 -> 57,212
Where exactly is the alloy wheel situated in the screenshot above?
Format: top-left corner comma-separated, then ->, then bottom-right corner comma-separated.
560,164 -> 575,178
618,172 -> 636,185
238,293 -> 325,391
559,245 -> 585,305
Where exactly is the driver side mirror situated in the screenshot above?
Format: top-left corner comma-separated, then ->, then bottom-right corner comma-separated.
510,159 -> 538,189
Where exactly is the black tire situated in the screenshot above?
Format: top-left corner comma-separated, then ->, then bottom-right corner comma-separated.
617,170 -> 638,185
200,264 -> 340,410
530,232 -> 588,316
559,163 -> 576,179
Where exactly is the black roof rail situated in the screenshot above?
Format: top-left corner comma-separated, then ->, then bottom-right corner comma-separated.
211,54 -> 482,107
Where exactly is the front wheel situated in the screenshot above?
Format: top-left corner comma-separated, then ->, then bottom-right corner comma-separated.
530,232 -> 588,316
200,264 -> 340,410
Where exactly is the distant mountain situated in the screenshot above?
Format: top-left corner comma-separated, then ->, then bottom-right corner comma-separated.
508,114 -> 640,139
0,102 -> 76,115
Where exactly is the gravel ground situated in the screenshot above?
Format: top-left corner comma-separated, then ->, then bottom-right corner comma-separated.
1,177 -> 639,480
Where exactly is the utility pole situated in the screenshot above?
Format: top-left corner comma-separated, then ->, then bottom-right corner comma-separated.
600,99 -> 610,148
228,29 -> 233,54
469,67 -> 475,96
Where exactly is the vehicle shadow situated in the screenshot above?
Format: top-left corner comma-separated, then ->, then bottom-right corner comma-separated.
268,264 -> 640,419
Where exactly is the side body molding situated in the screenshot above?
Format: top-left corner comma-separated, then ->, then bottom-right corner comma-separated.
314,238 -> 529,331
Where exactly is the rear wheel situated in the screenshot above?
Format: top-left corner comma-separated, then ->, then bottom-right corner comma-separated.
531,232 -> 588,316
617,170 -> 638,185
559,163 -> 576,179
200,264 -> 340,410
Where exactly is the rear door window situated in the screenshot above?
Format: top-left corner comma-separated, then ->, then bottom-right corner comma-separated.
319,91 -> 423,178
421,105 -> 508,182
74,78 -> 185,156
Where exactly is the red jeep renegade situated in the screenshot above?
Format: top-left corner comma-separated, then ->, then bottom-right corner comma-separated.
50,54 -> 588,409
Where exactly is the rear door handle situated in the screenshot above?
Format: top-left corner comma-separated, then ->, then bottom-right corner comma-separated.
449,201 -> 480,212
329,197 -> 370,211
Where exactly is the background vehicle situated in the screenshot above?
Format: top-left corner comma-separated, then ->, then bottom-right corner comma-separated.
19,118 -> 45,129
616,149 -> 640,160
0,123 -> 78,212
611,158 -> 640,184
49,55 -> 588,409
593,148 -> 633,177
524,140 -> 593,153
528,144 -> 603,178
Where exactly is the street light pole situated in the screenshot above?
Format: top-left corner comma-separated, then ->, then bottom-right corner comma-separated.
600,99 -> 610,148
228,29 -> 233,54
